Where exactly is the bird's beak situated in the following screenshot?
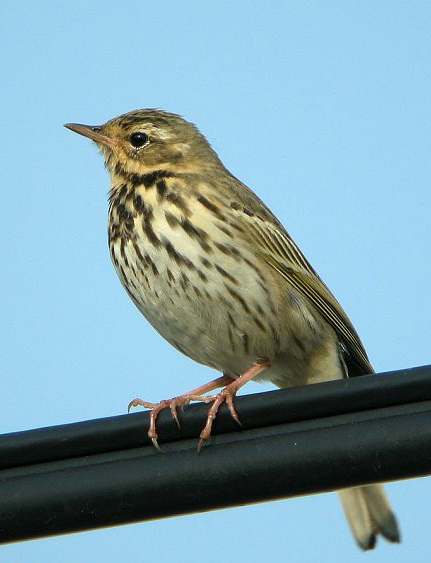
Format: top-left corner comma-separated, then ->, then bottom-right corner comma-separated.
64,123 -> 116,148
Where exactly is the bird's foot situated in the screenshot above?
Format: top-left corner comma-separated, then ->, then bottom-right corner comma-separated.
128,374 -> 234,451
128,361 -> 270,452
197,385 -> 242,452
128,393 -> 214,451
197,359 -> 271,452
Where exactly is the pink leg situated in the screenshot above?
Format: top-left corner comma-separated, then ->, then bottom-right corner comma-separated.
128,374 -> 234,450
198,359 -> 271,452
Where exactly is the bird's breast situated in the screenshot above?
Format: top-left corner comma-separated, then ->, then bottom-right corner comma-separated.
107,176 -> 324,378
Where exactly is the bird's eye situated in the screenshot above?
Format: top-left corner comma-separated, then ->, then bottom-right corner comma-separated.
130,132 -> 149,148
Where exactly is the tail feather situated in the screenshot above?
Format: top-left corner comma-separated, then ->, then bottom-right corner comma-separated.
338,485 -> 401,550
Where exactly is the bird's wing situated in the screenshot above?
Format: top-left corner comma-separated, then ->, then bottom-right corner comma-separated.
249,218 -> 373,375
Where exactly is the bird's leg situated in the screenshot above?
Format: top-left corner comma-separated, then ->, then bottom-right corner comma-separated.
198,359 -> 271,452
128,374 -> 234,450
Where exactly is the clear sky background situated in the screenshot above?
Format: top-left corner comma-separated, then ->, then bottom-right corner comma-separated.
2,1 -> 430,562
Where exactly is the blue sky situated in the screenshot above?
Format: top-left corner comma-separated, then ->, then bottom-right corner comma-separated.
2,1 -> 430,561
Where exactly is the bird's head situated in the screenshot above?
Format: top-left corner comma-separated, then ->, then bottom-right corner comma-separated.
65,109 -> 220,177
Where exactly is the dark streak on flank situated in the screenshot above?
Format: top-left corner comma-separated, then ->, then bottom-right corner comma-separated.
258,279 -> 270,296
108,224 -> 119,243
162,238 -> 195,270
227,324 -> 236,351
129,263 -> 137,278
145,254 -> 159,276
142,203 -> 154,222
129,195 -> 154,221
229,246 -> 241,258
116,203 -> 129,221
252,315 -> 266,332
172,339 -> 187,355
293,335 -> 306,352
214,242 -> 241,258
225,285 -> 250,313
197,195 -> 225,219
200,256 -> 213,269
123,284 -> 142,309
110,247 -> 119,267
288,291 -> 301,309
108,183 -> 126,206
193,285 -> 202,297
166,268 -> 175,283
227,311 -> 237,329
270,323 -> 281,352
242,333 -> 250,354
180,272 -> 189,291
142,273 -> 150,289
217,292 -> 231,307
166,192 -> 191,216
181,218 -> 208,239
215,264 -> 238,285
255,303 -> 265,316
125,187 -> 136,202
133,194 -> 143,212
156,179 -> 167,198
214,242 -> 231,256
244,256 -> 265,280
165,211 -> 180,229
125,219 -> 135,234
227,220 -> 244,233
215,223 -> 234,238
120,239 -> 127,264
117,184 -> 128,198
181,218 -> 211,251
163,240 -> 182,265
142,219 -> 161,248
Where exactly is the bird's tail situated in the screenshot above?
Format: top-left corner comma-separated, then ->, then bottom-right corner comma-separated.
338,485 -> 400,550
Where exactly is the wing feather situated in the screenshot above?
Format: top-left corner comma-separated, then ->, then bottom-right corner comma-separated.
251,219 -> 373,375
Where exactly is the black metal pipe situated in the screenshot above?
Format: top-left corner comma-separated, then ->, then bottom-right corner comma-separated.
1,365 -> 431,544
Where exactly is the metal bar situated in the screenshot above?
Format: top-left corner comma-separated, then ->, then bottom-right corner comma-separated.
1,365 -> 431,544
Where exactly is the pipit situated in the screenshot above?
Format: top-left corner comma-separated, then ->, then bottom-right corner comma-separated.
65,109 -> 400,549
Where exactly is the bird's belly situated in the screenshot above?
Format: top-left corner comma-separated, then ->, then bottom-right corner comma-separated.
110,230 -> 275,372
109,202 -> 329,381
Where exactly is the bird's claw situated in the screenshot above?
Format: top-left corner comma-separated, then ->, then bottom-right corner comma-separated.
128,394 -> 208,449
170,404 -> 181,429
128,398 -> 156,413
151,436 -> 161,452
197,387 -> 242,451
128,363 -> 269,452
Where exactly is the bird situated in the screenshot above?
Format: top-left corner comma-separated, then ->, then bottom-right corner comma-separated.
65,109 -> 400,550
